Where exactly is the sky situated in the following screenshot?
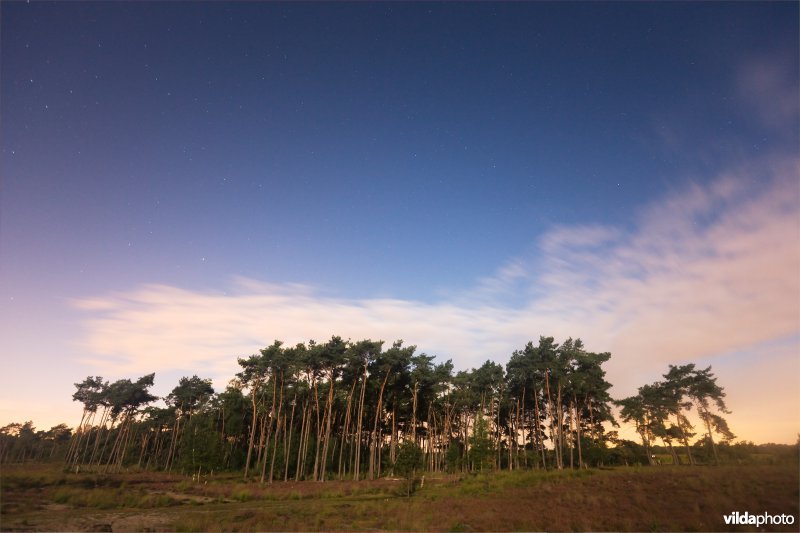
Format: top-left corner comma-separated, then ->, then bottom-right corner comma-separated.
1,2 -> 798,444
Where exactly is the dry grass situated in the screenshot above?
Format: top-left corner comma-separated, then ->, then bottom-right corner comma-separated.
1,463 -> 797,531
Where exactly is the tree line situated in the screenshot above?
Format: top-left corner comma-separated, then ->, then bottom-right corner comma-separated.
0,335 -> 737,478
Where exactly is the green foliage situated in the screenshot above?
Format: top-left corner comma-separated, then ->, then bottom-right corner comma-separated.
394,441 -> 423,477
394,441 -> 423,496
606,439 -> 648,466
167,376 -> 215,416
469,414 -> 495,472
177,413 -> 226,473
445,442 -> 463,474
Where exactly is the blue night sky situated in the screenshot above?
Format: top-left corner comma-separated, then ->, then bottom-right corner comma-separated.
1,2 -> 798,442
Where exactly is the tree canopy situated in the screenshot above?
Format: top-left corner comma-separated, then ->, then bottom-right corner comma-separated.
1,334 -> 738,477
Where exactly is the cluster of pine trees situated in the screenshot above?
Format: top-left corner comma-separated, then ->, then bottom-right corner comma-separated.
0,422 -> 72,463
1,335 -> 736,479
617,364 -> 735,466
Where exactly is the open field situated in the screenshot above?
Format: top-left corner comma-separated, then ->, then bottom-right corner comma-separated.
1,463 -> 797,532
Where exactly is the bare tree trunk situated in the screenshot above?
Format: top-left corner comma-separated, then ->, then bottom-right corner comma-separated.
295,397 -> 309,481
165,412 -> 184,473
521,388 -> 530,469
284,395 -> 296,482
568,399 -> 574,470
268,373 -> 284,483
116,411 -> 136,472
267,410 -> 281,483
148,427 -> 162,470
66,409 -> 88,467
677,414 -> 695,466
312,376 -> 323,481
243,382 -> 261,479
255,411 -> 267,476
104,418 -> 125,472
339,376 -> 357,479
574,393 -> 583,469
260,374 -> 278,483
532,386 -> 546,470
411,382 -> 419,444
377,428 -> 383,478
666,438 -> 679,465
639,417 -> 654,466
89,407 -> 109,467
496,388 -> 502,470
514,397 -> 521,470
556,381 -> 564,470
137,432 -> 150,468
369,371 -> 390,480
354,363 -> 367,481
463,411 -> 470,473
390,405 -> 397,467
320,373 -> 336,481
699,406 -> 719,465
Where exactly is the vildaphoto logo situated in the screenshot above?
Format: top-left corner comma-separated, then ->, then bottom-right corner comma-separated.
723,511 -> 795,527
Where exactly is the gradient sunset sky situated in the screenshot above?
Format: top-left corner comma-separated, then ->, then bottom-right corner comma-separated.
1,2 -> 798,443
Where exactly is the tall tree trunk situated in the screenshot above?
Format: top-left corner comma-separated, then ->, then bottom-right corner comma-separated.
88,407 -> 108,467
568,399 -> 574,470
255,411 -> 267,476
66,409 -> 88,467
666,438 -> 679,465
320,373 -> 336,481
312,376 -> 323,481
339,376 -> 357,480
390,405 -> 397,468
676,414 -> 695,466
639,417 -> 654,466
137,432 -> 150,468
411,382 -> 419,444
268,372 -> 284,483
699,406 -> 719,465
165,413 -> 183,473
521,389 -> 530,469
354,363 -> 368,481
243,382 -> 261,479
532,386 -> 546,470
556,381 -> 564,470
369,371 -> 390,480
574,394 -> 583,469
260,374 -> 278,483
295,397 -> 309,481
284,395 -> 296,482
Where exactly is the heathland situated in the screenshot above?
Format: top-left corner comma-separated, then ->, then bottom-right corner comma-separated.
1,461 -> 797,532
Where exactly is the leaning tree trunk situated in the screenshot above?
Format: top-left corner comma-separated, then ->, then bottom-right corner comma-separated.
339,376 -> 357,479
369,371 -> 390,480
268,372 -> 284,483
320,373 -> 336,481
699,405 -> 719,465
260,373 -> 278,483
676,414 -> 695,466
354,363 -> 368,481
295,397 -> 309,481
243,381 -> 261,479
284,395 -> 296,481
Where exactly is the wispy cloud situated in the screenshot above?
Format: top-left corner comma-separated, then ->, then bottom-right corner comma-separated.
533,156 -> 799,373
74,154 -> 799,441
736,52 -> 800,133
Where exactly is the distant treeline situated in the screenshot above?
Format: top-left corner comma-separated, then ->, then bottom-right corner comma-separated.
0,335 -> 756,478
